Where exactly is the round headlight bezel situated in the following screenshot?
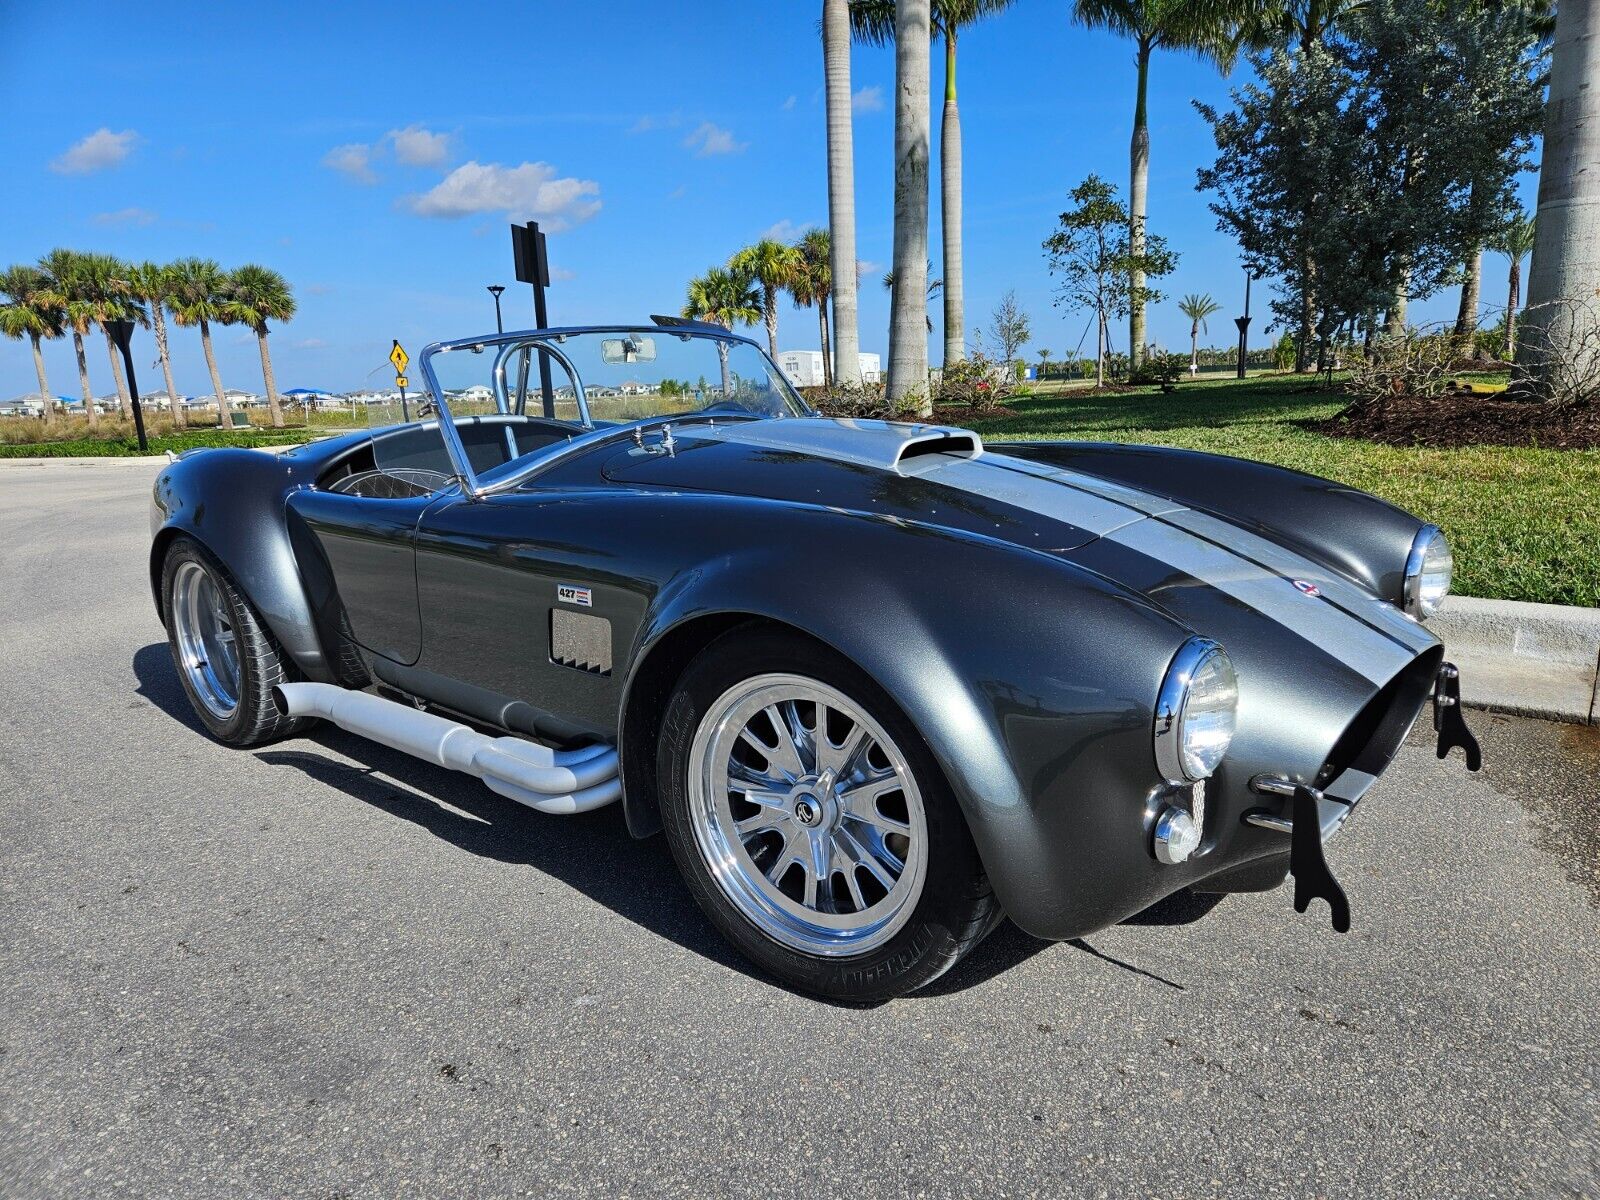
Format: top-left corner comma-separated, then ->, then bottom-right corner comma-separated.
1153,637 -> 1239,784
1403,524 -> 1452,620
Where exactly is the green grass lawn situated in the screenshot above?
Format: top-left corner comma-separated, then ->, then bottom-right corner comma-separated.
0,427 -> 319,459
963,374 -> 1600,608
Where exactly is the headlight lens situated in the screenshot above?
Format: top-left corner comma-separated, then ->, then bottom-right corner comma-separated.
1404,525 -> 1452,619
1153,638 -> 1239,783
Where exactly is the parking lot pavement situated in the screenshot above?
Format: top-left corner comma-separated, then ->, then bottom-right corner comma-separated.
1,459 -> 1596,1200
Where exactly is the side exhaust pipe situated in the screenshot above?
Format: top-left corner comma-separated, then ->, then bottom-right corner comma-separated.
273,682 -> 620,815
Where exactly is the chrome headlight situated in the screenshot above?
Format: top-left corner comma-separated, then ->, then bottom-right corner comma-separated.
1153,638 -> 1239,783
1403,525 -> 1452,619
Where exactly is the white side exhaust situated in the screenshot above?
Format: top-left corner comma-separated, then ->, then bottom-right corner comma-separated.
273,682 -> 620,815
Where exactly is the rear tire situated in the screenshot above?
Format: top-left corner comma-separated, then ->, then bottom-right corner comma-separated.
657,626 -> 998,1002
162,537 -> 311,746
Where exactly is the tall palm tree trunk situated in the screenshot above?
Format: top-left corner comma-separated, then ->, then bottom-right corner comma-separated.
200,318 -> 234,430
256,329 -> 285,427
824,0 -> 864,388
1505,255 -> 1523,359
716,338 -> 732,396
940,28 -> 965,367
1521,0 -> 1600,377
762,287 -> 780,361
1128,38 -> 1152,372
1189,321 -> 1200,374
151,307 -> 185,429
99,325 -> 134,419
71,329 -> 97,429
1454,248 -> 1483,340
888,0 -> 933,414
817,297 -> 834,388
29,333 -> 55,427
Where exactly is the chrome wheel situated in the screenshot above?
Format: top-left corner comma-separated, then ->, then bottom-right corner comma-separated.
170,559 -> 241,721
687,673 -> 929,957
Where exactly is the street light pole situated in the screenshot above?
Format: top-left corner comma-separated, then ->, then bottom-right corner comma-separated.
487,284 -> 506,334
105,318 -> 149,452
1234,270 -> 1254,380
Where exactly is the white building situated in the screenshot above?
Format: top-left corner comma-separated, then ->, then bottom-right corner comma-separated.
776,350 -> 882,388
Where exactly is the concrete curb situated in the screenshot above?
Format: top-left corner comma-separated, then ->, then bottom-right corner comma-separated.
1432,596 -> 1600,724
0,442 -> 317,468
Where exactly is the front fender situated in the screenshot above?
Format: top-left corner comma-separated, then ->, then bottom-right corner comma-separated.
616,502 -> 1194,936
149,448 -> 334,681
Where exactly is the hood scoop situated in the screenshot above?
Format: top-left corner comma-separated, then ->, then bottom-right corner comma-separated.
701,417 -> 982,473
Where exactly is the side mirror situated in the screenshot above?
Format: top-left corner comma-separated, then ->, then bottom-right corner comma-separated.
601,336 -> 656,365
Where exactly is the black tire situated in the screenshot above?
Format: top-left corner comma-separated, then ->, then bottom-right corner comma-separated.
161,537 -> 312,746
657,626 -> 998,1002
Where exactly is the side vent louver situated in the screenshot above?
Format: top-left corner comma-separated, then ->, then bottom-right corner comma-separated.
550,609 -> 612,676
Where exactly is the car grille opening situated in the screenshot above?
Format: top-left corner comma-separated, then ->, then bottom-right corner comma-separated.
1314,645 -> 1444,789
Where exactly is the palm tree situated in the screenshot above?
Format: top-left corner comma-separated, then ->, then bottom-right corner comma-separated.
1070,0 -> 1250,373
1495,211 -> 1536,361
38,249 -> 99,428
1178,292 -> 1222,375
882,263 -> 943,334
167,258 -> 235,430
1037,347 -> 1052,378
824,0 -> 865,388
851,0 -> 1015,369
0,265 -> 64,426
888,0 -> 934,414
730,240 -> 803,362
226,265 -> 296,428
79,252 -> 145,420
789,228 -> 835,387
683,267 -> 762,395
126,262 -> 187,429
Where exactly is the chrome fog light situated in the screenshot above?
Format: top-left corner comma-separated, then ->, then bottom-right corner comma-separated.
1153,805 -> 1201,865
1404,525 -> 1452,619
1153,638 -> 1239,783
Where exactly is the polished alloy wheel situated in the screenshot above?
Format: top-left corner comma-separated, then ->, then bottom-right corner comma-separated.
171,559 -> 241,720
687,673 -> 929,956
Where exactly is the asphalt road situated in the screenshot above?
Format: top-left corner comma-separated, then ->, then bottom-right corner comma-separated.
1,458 -> 1596,1200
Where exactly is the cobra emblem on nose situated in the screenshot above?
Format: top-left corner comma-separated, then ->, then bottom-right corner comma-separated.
1292,579 -> 1321,597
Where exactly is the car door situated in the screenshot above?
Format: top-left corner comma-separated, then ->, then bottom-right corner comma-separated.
409,489 -> 650,742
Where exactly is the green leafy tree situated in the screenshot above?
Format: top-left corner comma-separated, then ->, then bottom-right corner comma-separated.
987,289 -> 1031,373
1495,209 -> 1536,360
1043,174 -> 1178,388
1070,0 -> 1258,372
1178,292 -> 1222,374
38,249 -> 101,427
79,252 -> 146,419
0,265 -> 64,426
788,228 -> 835,386
1037,347 -> 1052,377
683,266 -> 761,394
730,239 -> 802,362
167,258 -> 236,430
125,262 -> 186,429
851,0 -> 1016,366
226,265 -> 297,428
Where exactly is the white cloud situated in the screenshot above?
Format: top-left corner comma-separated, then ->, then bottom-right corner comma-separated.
760,219 -> 812,243
550,266 -> 577,282
403,161 -> 602,230
781,95 -> 797,111
388,124 -> 451,167
852,86 -> 884,114
92,207 -> 157,227
630,112 -> 682,134
684,122 -> 746,157
295,337 -> 329,349
51,128 -> 139,174
323,142 -> 378,184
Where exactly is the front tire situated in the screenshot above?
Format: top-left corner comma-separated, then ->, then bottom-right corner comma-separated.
657,627 -> 998,1002
162,537 -> 310,746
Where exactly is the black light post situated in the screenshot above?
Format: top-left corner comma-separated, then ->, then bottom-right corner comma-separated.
106,317 -> 149,452
487,284 -> 506,334
1234,270 -> 1254,380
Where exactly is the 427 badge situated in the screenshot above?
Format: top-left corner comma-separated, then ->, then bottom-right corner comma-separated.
557,583 -> 593,607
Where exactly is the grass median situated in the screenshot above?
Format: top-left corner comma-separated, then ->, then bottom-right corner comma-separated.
965,375 -> 1600,608
0,427 -> 319,458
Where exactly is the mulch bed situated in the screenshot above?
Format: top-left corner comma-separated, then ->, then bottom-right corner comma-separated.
1309,393 -> 1600,450
933,403 -> 1019,422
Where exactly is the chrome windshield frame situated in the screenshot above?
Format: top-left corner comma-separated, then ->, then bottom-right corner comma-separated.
417,324 -> 811,500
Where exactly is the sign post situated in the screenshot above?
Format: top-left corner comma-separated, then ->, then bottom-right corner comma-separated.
1234,272 -> 1253,380
390,340 -> 411,421
106,318 -> 149,452
511,220 -> 555,417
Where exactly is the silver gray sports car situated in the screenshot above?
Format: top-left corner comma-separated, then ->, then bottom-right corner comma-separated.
150,322 -> 1479,1001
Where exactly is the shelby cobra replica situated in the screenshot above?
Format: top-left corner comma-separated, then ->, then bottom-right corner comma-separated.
151,322 -> 1480,1001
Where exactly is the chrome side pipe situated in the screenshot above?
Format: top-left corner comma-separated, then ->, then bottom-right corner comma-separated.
272,682 -> 620,815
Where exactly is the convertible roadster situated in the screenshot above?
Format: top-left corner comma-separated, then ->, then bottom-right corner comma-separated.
150,322 -> 1479,1001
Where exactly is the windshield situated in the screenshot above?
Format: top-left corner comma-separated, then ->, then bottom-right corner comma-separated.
422,328 -> 809,427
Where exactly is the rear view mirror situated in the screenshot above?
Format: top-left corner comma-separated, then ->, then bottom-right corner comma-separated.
601,336 -> 656,365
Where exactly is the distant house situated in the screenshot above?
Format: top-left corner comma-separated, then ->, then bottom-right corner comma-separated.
0,394 -> 50,417
619,380 -> 651,395
137,390 -> 182,411
776,350 -> 882,387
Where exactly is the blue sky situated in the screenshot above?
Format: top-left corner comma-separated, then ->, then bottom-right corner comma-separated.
1,0 -> 1538,398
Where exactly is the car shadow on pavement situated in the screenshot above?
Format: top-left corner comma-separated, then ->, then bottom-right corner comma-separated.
132,642 -> 1087,1006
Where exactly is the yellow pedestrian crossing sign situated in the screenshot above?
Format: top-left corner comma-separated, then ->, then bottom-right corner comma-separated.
389,341 -> 409,375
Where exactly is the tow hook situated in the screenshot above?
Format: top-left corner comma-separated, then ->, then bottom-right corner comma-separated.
1433,662 -> 1482,771
1248,777 -> 1351,934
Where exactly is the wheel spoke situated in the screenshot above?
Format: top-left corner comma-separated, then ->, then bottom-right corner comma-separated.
837,825 -> 899,890
815,716 -> 868,779
840,774 -> 910,834
756,704 -> 808,778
